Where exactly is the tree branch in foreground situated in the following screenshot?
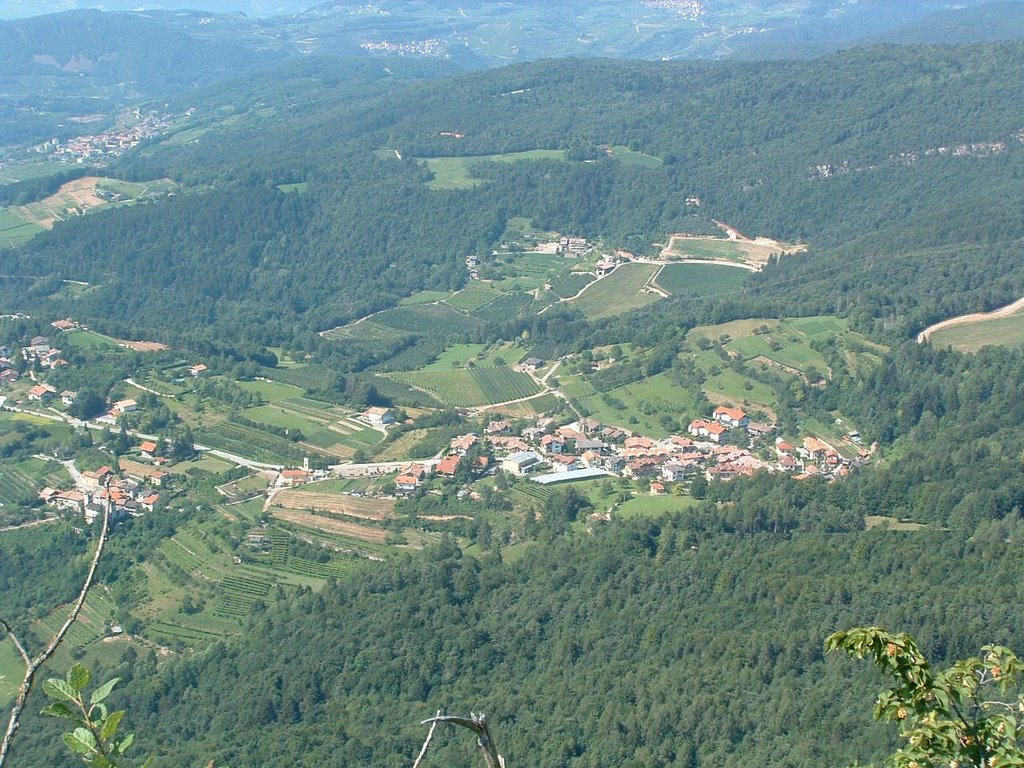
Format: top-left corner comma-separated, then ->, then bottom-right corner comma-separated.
0,500 -> 111,768
418,712 -> 506,768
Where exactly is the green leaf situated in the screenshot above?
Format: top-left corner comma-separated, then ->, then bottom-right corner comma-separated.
44,678 -> 79,703
67,663 -> 91,693
40,702 -> 78,721
117,731 -> 134,753
62,729 -> 96,755
100,710 -> 125,742
90,677 -> 121,707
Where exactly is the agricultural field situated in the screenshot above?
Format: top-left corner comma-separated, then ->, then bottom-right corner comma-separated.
444,285 -> 505,312
562,371 -> 695,436
387,367 -> 540,407
0,458 -> 69,506
272,490 -> 395,521
688,316 -> 852,382
423,341 -> 530,371
606,146 -> 662,168
196,420 -> 316,465
0,207 -> 43,247
568,263 -> 663,320
4,176 -> 176,237
321,303 -> 483,343
547,271 -> 595,298
491,251 -> 572,290
617,494 -> 699,518
269,508 -> 389,544
927,311 -> 1024,353
660,230 -> 804,266
655,263 -> 751,297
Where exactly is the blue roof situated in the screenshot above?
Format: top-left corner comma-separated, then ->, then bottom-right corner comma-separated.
530,468 -> 611,485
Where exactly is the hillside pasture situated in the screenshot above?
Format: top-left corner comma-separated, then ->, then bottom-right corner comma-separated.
423,149 -> 567,190
568,263 -> 663,319
387,367 -> 540,407
927,311 -> 1024,353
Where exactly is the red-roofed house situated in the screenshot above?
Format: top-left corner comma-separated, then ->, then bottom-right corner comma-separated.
139,441 -> 159,458
436,455 -> 461,477
688,419 -> 727,443
713,406 -> 749,428
281,468 -> 312,486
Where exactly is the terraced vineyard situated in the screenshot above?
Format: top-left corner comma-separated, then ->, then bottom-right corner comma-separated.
0,465 -> 38,506
267,529 -> 363,579
261,364 -> 334,390
444,286 -> 503,312
214,573 -> 272,620
387,367 -> 540,407
568,263 -> 663,319
199,419 -> 319,464
272,490 -> 395,520
548,272 -> 595,298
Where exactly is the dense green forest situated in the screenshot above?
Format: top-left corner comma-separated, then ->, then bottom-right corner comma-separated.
8,522 -> 1023,768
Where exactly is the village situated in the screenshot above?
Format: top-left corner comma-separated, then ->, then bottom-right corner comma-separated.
338,399 -> 870,503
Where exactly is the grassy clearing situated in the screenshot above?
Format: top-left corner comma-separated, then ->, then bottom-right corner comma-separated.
238,379 -> 306,402
568,263 -> 663,319
423,344 -> 489,370
928,312 -> 1024,353
276,182 -> 308,194
618,494 -> 699,518
607,145 -> 663,168
655,263 -> 751,297
423,149 -> 566,190
388,367 -> 539,407
63,329 -> 119,349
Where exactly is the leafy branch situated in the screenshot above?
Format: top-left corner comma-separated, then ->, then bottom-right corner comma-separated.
0,499 -> 111,768
827,626 -> 1024,768
39,663 -> 149,768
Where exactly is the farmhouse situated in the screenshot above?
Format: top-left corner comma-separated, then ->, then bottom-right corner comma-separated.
112,399 -> 138,414
361,406 -> 395,427
189,364 -> 209,377
61,390 -> 78,406
138,440 -> 159,458
51,318 -> 79,332
27,383 -> 56,401
395,472 -> 422,494
281,468 -> 313,486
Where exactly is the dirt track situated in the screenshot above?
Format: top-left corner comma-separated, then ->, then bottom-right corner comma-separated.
916,297 -> 1024,343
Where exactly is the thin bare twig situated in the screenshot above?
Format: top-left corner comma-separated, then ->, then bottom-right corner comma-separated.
412,709 -> 443,768
421,712 -> 506,768
0,499 -> 111,768
0,622 -> 30,668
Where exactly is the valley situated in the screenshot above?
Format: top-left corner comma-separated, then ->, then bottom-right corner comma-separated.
2,34 -> 1024,768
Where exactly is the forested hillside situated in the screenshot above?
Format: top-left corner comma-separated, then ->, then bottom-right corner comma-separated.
10,522 -> 1024,768
6,44 -> 1024,350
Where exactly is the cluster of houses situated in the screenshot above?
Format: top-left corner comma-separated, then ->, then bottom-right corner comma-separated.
370,404 -> 869,496
31,112 -> 173,163
39,454 -> 165,524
